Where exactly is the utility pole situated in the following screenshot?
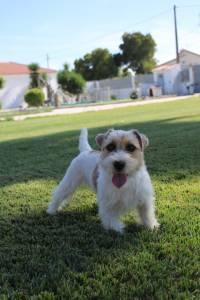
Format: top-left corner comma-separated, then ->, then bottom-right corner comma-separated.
46,54 -> 50,68
173,5 -> 179,63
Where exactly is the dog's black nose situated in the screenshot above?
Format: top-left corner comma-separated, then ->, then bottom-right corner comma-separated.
113,160 -> 126,171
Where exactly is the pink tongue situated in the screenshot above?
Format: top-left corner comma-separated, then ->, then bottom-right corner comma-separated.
112,174 -> 127,188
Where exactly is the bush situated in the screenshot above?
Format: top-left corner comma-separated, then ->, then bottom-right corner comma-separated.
24,88 -> 45,107
130,90 -> 138,99
57,70 -> 86,95
111,94 -> 117,100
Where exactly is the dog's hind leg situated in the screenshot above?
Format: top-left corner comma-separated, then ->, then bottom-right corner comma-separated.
47,158 -> 83,215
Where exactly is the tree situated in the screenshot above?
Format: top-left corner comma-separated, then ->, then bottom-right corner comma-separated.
117,32 -> 156,74
28,63 -> 40,88
28,63 -> 48,88
0,77 -> 5,89
57,68 -> 86,98
63,63 -> 70,71
74,48 -> 118,81
24,88 -> 45,107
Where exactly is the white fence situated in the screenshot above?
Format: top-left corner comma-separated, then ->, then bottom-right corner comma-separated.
84,87 -> 133,101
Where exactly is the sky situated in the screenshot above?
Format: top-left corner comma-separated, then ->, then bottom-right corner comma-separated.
0,0 -> 200,70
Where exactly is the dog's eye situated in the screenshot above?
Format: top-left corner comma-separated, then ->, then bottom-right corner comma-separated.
106,143 -> 116,152
126,143 -> 136,152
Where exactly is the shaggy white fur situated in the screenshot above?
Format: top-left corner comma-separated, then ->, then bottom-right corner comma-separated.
47,128 -> 159,233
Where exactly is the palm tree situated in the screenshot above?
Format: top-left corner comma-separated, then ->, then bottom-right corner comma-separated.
28,63 -> 40,88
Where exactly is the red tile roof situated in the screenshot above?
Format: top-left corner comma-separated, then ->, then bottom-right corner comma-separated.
0,62 -> 57,75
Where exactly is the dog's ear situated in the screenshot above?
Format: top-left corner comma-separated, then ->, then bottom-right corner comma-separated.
133,130 -> 149,151
96,129 -> 114,147
140,133 -> 149,149
95,133 -> 105,147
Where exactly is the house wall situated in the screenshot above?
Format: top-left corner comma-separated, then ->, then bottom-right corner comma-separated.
0,73 -> 57,109
0,74 -> 30,109
192,65 -> 200,92
154,65 -> 180,95
154,64 -> 197,96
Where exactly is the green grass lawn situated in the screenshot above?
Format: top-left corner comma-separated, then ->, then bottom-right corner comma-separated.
0,97 -> 199,299
0,107 -> 53,121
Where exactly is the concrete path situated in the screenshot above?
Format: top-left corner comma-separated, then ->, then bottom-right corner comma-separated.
14,95 -> 195,121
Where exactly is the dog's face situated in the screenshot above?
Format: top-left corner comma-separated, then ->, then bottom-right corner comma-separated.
96,129 -> 149,188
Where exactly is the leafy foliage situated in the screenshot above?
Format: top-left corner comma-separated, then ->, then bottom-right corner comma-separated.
111,94 -> 117,100
73,33 -> 156,79
24,88 -> 45,107
28,63 -> 40,88
0,77 -> 5,109
0,76 -> 5,89
117,32 -> 156,74
63,63 -> 70,71
130,90 -> 138,99
57,69 -> 86,95
28,63 -> 48,88
74,48 -> 119,81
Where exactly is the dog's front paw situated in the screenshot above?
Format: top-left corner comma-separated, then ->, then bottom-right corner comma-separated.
103,219 -> 125,234
146,219 -> 160,230
139,218 -> 160,230
111,221 -> 125,233
46,206 -> 57,215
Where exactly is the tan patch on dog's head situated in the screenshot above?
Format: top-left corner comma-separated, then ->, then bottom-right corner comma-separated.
97,129 -> 148,153
95,129 -> 150,174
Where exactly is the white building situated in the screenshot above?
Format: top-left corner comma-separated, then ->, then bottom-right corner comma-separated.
153,49 -> 200,95
86,49 -> 200,101
0,62 -> 57,109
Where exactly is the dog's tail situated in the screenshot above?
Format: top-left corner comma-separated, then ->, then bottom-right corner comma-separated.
79,128 -> 92,152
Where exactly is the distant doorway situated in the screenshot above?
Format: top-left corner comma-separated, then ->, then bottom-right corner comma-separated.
149,88 -> 153,97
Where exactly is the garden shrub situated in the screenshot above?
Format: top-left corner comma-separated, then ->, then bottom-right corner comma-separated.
24,88 -> 45,107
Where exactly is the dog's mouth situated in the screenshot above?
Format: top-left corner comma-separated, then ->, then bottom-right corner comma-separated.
112,173 -> 127,188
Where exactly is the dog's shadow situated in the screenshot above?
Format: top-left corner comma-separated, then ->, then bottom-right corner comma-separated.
1,204 -> 153,293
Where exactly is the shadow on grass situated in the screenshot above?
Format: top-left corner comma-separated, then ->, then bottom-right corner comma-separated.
0,118 -> 200,188
0,117 -> 199,298
0,205 -> 162,297
1,199 -> 198,298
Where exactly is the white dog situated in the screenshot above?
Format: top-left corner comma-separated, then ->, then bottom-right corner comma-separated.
47,128 -> 159,233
